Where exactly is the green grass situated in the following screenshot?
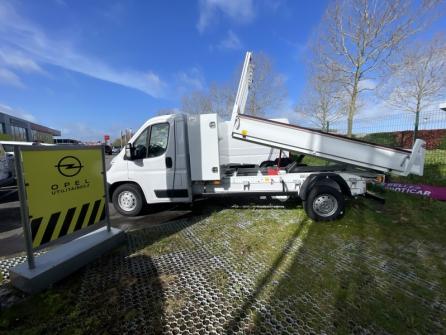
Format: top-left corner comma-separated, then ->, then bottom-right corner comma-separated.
198,206 -> 306,267
0,268 -> 163,334
394,149 -> 446,186
188,194 -> 446,333
302,155 -> 331,166
302,150 -> 446,186
0,274 -> 87,335
269,193 -> 446,333
1,192 -> 445,334
209,268 -> 230,291
138,230 -> 195,256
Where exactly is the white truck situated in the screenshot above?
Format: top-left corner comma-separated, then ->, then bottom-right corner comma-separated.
107,52 -> 426,221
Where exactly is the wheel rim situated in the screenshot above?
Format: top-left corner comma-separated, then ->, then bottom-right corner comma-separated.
118,190 -> 137,212
312,193 -> 338,217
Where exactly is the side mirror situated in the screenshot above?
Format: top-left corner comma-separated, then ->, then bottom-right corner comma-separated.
125,143 -> 134,160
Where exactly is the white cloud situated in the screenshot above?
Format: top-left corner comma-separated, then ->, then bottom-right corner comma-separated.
217,30 -> 242,50
59,121 -> 138,141
268,98 -> 297,122
0,68 -> 24,88
60,122 -> 105,141
0,48 -> 44,73
0,103 -> 37,122
197,0 -> 255,33
358,79 -> 377,91
176,67 -> 205,93
0,2 -> 166,97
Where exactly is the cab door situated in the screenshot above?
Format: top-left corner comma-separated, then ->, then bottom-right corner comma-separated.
127,116 -> 190,204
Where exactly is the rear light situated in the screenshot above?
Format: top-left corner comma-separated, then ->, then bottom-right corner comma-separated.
375,175 -> 385,184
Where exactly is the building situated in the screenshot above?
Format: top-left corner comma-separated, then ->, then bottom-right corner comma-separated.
0,111 -> 61,143
53,138 -> 81,144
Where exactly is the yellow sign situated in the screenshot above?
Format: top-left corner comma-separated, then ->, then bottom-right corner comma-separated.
21,147 -> 106,248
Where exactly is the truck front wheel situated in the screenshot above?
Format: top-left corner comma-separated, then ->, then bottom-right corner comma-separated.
112,184 -> 144,217
304,185 -> 345,221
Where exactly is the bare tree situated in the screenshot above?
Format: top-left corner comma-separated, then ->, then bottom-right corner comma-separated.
297,65 -> 345,131
317,0 -> 441,137
208,83 -> 235,119
180,84 -> 233,118
181,90 -> 213,115
245,52 -> 287,117
180,52 -> 287,119
386,36 -> 446,141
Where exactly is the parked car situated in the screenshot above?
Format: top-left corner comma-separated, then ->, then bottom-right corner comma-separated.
104,145 -> 113,155
0,141 -> 53,187
0,144 -> 13,186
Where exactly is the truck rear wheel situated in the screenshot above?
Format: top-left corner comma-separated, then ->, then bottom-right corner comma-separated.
112,184 -> 144,217
304,185 -> 345,221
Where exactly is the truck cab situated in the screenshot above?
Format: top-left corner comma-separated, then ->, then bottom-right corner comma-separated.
108,114 -> 191,215
107,113 -> 285,216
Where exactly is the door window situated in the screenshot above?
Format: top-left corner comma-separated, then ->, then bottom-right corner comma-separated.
133,128 -> 149,159
148,123 -> 169,157
132,123 -> 170,160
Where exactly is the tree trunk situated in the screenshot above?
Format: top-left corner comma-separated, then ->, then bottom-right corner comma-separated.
347,69 -> 360,138
347,92 -> 357,138
413,100 -> 421,145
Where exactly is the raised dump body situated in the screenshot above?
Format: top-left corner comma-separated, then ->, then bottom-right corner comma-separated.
230,52 -> 426,176
232,114 -> 425,176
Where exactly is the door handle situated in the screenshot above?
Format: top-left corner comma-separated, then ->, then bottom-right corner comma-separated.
165,157 -> 173,168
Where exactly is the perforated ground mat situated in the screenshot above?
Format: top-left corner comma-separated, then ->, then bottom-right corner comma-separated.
1,196 -> 446,334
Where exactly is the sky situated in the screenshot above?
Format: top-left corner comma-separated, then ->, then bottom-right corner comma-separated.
0,0 -> 444,141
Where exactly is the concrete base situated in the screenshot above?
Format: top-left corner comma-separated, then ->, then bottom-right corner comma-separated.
9,227 -> 125,294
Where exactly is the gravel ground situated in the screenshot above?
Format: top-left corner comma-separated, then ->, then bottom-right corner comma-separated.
1,194 -> 445,334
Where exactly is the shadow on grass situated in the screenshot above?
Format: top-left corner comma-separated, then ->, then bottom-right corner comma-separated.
0,203 -> 220,334
241,195 -> 446,334
4,194 -> 444,333
222,219 -> 309,334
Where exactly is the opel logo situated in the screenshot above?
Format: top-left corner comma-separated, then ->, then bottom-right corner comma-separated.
55,156 -> 83,177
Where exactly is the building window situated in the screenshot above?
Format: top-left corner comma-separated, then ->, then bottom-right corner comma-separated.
0,123 -> 5,134
11,125 -> 28,141
31,129 -> 53,143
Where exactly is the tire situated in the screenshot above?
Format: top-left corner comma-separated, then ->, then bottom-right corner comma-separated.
304,185 -> 345,221
112,183 -> 145,216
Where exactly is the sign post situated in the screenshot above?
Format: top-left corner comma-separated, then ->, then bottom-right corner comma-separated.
101,146 -> 112,232
14,145 -> 35,269
10,145 -> 125,293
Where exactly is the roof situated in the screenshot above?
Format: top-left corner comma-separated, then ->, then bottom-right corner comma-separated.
30,122 -> 61,136
0,111 -> 61,136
